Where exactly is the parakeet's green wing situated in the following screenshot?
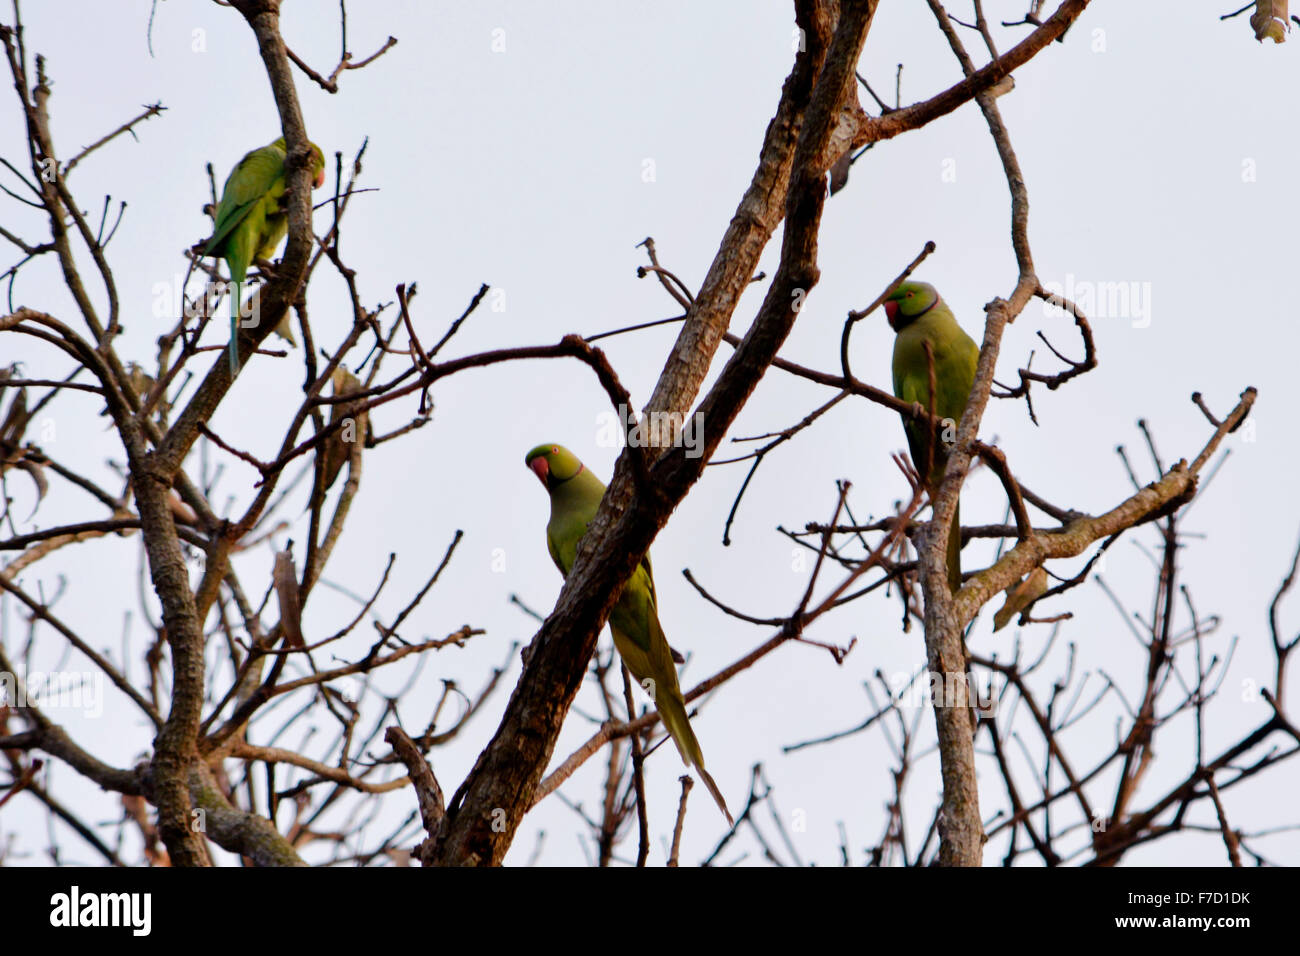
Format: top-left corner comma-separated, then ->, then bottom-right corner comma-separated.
608,562 -> 664,659
542,492 -> 665,674
544,502 -> 682,743
205,145 -> 287,259
892,311 -> 979,487
640,550 -> 657,608
545,526 -> 568,577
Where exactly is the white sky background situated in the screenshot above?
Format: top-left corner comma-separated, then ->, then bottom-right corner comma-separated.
2,0 -> 1298,866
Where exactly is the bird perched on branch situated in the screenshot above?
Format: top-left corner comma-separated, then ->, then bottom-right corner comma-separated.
524,443 -> 732,825
204,136 -> 325,374
885,280 -> 979,591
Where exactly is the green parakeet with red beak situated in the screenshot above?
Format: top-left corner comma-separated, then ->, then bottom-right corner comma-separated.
204,137 -> 326,374
885,280 -> 979,591
525,443 -> 733,825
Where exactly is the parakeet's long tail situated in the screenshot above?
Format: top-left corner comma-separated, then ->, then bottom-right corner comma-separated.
694,765 -> 733,829
658,690 -> 734,826
228,279 -> 241,375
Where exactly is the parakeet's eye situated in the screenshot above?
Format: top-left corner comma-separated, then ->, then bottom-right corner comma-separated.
906,292 -> 914,298
551,446 -> 558,454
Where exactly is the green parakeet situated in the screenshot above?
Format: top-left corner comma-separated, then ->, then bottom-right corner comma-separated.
204,137 -> 326,374
525,443 -> 733,825
885,280 -> 979,591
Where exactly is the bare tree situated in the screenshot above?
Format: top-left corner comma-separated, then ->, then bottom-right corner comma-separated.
0,0 -> 1293,867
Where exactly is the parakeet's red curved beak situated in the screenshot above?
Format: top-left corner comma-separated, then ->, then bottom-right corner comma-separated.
529,456 -> 549,486
313,167 -> 326,189
884,299 -> 899,330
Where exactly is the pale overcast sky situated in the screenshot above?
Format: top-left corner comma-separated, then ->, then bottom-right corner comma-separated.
3,1 -> 1297,866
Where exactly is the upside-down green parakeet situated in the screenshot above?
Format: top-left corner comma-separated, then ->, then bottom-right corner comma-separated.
204,137 -> 326,374
525,443 -> 733,825
886,281 -> 979,591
